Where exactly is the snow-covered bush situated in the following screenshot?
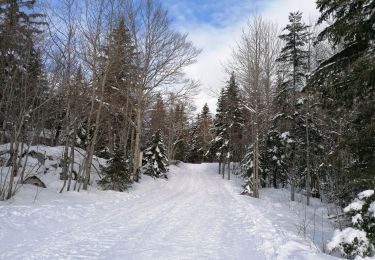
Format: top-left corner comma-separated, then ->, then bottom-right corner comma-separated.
142,130 -> 168,178
327,190 -> 375,259
98,149 -> 132,192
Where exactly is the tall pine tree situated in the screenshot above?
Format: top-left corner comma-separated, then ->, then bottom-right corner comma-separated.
187,115 -> 204,163
0,0 -> 46,142
199,103 -> 213,162
225,73 -> 245,163
207,88 -> 228,172
272,11 -> 310,201
208,73 -> 244,178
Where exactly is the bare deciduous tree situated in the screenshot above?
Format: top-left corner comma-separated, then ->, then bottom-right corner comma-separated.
231,16 -> 280,198
121,0 -> 201,181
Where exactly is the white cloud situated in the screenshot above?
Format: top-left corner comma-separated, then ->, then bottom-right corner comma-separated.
171,0 -> 320,113
180,23 -> 243,112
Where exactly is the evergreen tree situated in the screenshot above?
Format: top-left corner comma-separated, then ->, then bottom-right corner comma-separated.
328,190 -> 375,259
188,103 -> 213,163
225,73 -> 245,162
260,129 -> 288,189
277,11 -> 310,93
207,88 -> 228,164
199,103 -> 213,162
310,0 -> 375,195
208,74 -> 244,179
187,115 -> 204,163
96,16 -> 138,155
270,11 -> 311,201
150,93 -> 167,134
143,130 -> 169,178
170,103 -> 189,162
0,0 -> 46,141
208,74 -> 244,161
241,144 -> 261,195
0,0 -> 47,199
98,149 -> 132,192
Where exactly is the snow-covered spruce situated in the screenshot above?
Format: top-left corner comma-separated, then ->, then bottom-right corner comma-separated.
327,190 -> 375,259
240,144 -> 258,196
142,130 -> 168,178
187,116 -> 204,163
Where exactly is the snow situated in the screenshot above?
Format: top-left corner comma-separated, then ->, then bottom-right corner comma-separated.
327,228 -> 370,256
352,213 -> 363,225
357,190 -> 374,200
280,131 -> 294,143
0,144 -> 104,186
344,200 -> 365,213
297,98 -> 305,105
0,161 -> 335,259
214,136 -> 222,142
281,131 -> 290,139
343,190 -> 374,214
369,202 -> 375,217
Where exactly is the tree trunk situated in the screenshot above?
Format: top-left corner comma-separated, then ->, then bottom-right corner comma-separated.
306,109 -> 311,206
132,106 -> 142,182
6,112 -> 26,199
81,71 -> 107,191
253,130 -> 260,198
291,181 -> 295,201
6,141 -> 18,200
221,158 -> 225,179
67,140 -> 76,191
59,110 -> 71,193
227,161 -> 230,180
273,170 -> 277,188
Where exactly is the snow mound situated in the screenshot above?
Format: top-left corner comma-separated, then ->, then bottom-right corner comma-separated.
358,190 -> 374,200
327,228 -> 368,251
345,200 -> 365,212
327,228 -> 371,259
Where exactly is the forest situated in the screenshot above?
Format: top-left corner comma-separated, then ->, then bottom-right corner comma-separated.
0,0 -> 374,259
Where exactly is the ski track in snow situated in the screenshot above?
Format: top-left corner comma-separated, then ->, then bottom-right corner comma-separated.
0,163 -> 335,260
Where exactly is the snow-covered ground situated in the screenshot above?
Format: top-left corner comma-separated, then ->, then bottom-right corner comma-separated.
0,162 -> 337,259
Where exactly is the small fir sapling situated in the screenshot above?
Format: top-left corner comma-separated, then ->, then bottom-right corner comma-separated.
143,130 -> 169,178
98,149 -> 132,192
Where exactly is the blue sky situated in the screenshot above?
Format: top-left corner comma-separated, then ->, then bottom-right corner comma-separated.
164,0 -> 266,27
160,0 -> 320,112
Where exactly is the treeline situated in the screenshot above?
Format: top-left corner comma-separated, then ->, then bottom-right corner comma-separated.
197,1 -> 373,258
0,0 -> 200,199
203,2 -> 374,206
148,0 -> 374,211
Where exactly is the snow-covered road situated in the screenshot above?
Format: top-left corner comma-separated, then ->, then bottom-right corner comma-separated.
0,163 -> 334,259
